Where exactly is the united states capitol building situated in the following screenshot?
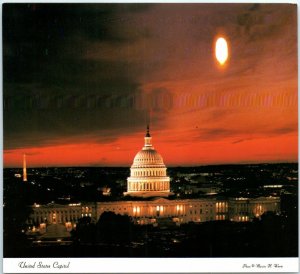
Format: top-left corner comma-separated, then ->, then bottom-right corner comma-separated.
28,127 -> 280,232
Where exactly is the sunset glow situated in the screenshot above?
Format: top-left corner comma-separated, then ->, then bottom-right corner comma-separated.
3,4 -> 297,167
3,130 -> 297,167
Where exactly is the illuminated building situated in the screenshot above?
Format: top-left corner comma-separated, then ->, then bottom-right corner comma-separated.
23,154 -> 27,182
125,125 -> 171,197
28,197 -> 280,228
27,128 -> 280,232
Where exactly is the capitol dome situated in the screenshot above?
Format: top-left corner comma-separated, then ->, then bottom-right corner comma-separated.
125,126 -> 171,198
133,149 -> 165,166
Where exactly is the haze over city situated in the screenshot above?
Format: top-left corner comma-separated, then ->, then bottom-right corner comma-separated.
3,4 -> 297,167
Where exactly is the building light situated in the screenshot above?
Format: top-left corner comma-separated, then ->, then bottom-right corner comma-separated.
69,203 -> 81,206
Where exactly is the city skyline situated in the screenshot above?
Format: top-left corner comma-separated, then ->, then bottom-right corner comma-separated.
3,3 -> 297,167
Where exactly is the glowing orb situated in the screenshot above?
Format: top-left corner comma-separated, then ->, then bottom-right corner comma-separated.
215,37 -> 228,65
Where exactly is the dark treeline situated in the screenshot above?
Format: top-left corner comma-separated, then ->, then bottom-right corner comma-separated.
8,210 -> 298,258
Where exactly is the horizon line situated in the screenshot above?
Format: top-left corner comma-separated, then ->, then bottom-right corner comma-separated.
4,161 -> 298,169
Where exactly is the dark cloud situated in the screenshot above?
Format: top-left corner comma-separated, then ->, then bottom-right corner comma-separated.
270,127 -> 297,135
236,4 -> 293,41
232,139 -> 248,144
24,152 -> 42,156
3,4 -> 155,149
3,3 -> 297,153
200,128 -> 235,138
193,123 -> 297,143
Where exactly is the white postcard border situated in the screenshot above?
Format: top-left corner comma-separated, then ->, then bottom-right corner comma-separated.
3,258 -> 299,273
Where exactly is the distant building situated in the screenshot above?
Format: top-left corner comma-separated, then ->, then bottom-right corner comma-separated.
23,154 -> 27,182
27,127 -> 280,233
98,186 -> 111,196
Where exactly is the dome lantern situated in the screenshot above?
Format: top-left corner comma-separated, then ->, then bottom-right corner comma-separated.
144,125 -> 152,148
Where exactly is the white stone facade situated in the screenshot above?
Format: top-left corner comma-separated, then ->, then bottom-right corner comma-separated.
29,196 -> 280,228
125,127 -> 171,197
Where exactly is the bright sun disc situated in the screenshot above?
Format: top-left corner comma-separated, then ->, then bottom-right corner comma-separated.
215,37 -> 228,65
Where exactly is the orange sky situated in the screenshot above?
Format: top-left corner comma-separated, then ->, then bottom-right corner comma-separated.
3,4 -> 297,167
4,132 -> 297,167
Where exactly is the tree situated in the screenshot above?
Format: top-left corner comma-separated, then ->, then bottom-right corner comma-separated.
96,212 -> 134,244
71,216 -> 96,244
3,180 -> 33,257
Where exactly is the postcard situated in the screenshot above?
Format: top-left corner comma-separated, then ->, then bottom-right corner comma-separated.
2,2 -> 298,273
